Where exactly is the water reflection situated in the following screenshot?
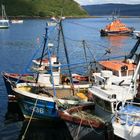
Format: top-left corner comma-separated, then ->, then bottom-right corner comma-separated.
19,120 -> 72,140
5,102 -> 72,140
106,36 -> 130,47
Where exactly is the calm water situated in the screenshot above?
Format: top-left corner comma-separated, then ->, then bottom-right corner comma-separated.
0,17 -> 140,140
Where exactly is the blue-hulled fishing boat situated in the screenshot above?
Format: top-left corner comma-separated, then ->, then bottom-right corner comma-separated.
11,19 -> 91,120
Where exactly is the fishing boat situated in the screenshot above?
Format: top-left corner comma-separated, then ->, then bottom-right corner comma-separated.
112,57 -> 140,140
100,18 -> 134,36
113,101 -> 140,140
87,63 -> 139,140
2,17 -> 91,100
86,37 -> 140,121
93,36 -> 140,86
58,103 -> 114,140
0,4 -> 9,29
2,59 -> 90,101
88,35 -> 140,138
96,59 -> 136,85
10,19 -> 91,120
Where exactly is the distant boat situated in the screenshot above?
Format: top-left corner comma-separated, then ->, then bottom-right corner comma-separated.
100,18 -> 134,36
0,4 -> 9,29
11,19 -> 23,24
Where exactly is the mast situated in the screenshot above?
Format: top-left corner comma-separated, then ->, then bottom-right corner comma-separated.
125,37 -> 140,60
36,23 -> 48,83
1,5 -> 7,20
59,19 -> 74,95
56,20 -> 61,62
57,9 -> 63,62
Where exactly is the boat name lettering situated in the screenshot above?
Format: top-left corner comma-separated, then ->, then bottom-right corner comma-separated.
24,104 -> 44,114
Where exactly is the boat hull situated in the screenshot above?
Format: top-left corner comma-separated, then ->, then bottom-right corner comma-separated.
113,122 -> 140,140
2,72 -> 90,101
0,26 -> 9,29
14,90 -> 59,120
66,121 -> 110,140
2,72 -> 35,97
100,29 -> 133,36
58,104 -> 114,140
12,82 -> 84,120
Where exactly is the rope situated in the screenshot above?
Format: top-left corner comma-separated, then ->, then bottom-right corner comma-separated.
2,73 -> 16,87
87,120 -> 105,135
21,95 -> 39,140
74,108 -> 83,140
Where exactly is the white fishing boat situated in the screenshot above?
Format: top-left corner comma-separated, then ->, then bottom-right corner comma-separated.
88,37 -> 140,139
93,36 -> 140,86
0,4 -> 9,29
112,58 -> 140,140
113,101 -> 140,140
88,70 -> 134,119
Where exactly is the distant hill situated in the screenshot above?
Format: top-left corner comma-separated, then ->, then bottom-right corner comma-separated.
83,4 -> 140,16
0,0 -> 87,17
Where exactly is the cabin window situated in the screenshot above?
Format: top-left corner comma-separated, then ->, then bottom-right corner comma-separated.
104,100 -> 112,112
113,70 -> 119,76
113,102 -> 122,111
128,70 -> 134,76
95,96 -> 104,107
121,71 -> 127,76
95,96 -> 112,112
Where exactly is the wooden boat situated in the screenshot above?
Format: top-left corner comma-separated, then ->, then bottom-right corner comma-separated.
100,19 -> 134,36
0,5 -> 9,29
58,103 -> 114,140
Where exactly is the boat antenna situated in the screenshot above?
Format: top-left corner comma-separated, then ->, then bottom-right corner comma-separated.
1,4 -> 7,20
59,18 -> 75,95
125,37 -> 140,61
36,23 -> 48,83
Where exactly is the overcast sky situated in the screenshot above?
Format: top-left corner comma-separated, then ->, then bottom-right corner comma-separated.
74,0 -> 140,5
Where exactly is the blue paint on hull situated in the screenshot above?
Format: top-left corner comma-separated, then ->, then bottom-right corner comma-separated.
16,93 -> 59,120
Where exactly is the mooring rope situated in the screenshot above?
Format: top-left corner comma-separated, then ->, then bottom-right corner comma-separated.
21,95 -> 39,140
75,114 -> 83,140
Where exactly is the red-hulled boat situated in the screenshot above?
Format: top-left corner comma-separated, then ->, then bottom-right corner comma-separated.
58,103 -> 114,140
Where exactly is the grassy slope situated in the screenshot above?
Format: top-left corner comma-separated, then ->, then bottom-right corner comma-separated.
0,0 -> 87,17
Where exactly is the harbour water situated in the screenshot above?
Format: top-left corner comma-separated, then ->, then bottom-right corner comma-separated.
0,17 -> 140,139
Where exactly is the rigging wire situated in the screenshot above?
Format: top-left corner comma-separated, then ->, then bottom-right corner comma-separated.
65,20 -> 99,31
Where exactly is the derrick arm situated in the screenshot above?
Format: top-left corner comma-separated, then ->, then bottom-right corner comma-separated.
125,37 -> 140,60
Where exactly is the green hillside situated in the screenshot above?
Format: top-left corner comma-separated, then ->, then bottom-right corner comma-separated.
0,0 -> 87,17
